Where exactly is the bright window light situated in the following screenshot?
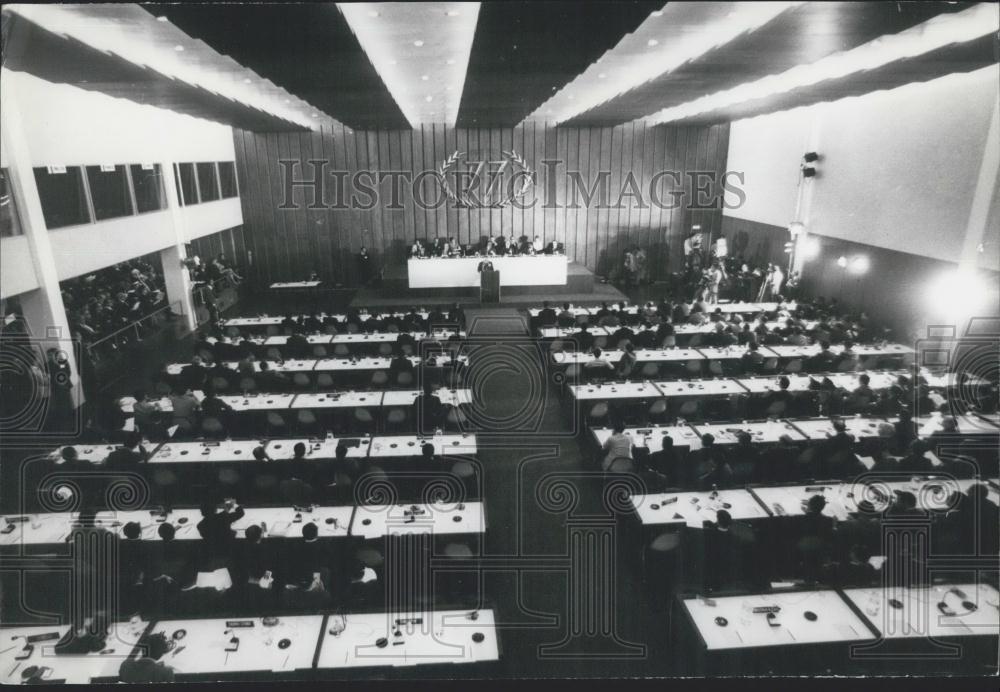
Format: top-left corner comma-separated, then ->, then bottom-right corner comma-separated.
645,3 -> 999,124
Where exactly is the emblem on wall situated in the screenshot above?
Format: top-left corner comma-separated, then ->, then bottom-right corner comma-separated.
437,150 -> 535,208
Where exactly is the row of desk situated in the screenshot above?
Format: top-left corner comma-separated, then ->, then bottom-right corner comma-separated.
208,330 -> 465,347
681,583 -> 999,651
0,609 -> 499,682
223,310 -> 433,330
570,371 -> 909,401
528,300 -> 798,318
167,355 -> 467,376
120,387 -> 474,414
591,412 -> 1000,452
1,499 -> 487,546
547,341 -> 914,360
628,478 -> 999,529
55,434 -> 477,465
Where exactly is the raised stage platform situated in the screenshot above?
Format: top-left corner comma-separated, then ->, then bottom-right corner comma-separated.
381,260 -> 599,298
352,260 -> 627,310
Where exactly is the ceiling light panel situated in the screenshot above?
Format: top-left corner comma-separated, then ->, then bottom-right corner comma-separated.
644,2 -> 999,125
526,1 -> 799,124
338,2 -> 480,127
5,3 -> 332,130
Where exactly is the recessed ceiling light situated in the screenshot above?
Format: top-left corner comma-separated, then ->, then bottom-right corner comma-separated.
243,78 -> 252,84
567,94 -> 575,100
446,59 -> 456,65
652,10 -> 663,17
425,95 -> 433,102
174,45 -> 184,52
311,113 -> 319,118
446,10 -> 460,17
284,98 -> 290,103
368,10 -> 380,18
647,39 -> 659,47
156,16 -> 169,22
421,74 -> 429,81
598,73 -> 606,79
413,39 -> 425,47
389,59 -> 398,65
445,86 -> 453,91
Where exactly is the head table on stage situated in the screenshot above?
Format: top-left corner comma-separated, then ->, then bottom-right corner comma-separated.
408,255 -> 567,288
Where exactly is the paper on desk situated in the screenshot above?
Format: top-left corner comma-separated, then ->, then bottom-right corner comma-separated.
123,418 -> 136,432
268,522 -> 291,537
856,454 -> 876,470
923,451 -> 944,467
194,567 -> 232,591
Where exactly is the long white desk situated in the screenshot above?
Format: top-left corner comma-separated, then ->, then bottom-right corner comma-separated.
170,355 -> 467,375
789,416 -> 889,441
0,620 -> 148,684
270,281 -> 321,289
591,424 -> 704,451
714,301 -> 797,314
841,583 -> 1000,639
691,421 -> 808,445
266,437 -> 371,460
369,434 -> 477,457
149,440 -> 264,463
408,255 -> 567,288
539,326 -> 610,339
143,615 -> 323,676
682,590 -> 873,650
630,490 -> 769,528
315,609 -> 499,669
654,379 -> 747,397
570,381 -> 661,401
0,506 -> 354,545
350,501 -> 485,540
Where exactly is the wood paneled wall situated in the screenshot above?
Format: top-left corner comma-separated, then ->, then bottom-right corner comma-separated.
232,122 -> 730,286
188,225 -> 248,267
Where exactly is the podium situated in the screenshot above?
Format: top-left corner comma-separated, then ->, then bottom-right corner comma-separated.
480,269 -> 500,303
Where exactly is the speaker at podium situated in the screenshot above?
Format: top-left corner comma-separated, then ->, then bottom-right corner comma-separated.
478,260 -> 500,303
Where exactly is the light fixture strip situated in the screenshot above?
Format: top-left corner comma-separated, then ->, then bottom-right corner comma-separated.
337,2 -> 481,127
6,3 -> 328,129
643,2 -> 1000,125
526,1 -> 800,124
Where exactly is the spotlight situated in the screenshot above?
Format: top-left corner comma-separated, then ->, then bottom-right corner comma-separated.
803,152 -> 819,163
800,237 -> 821,260
926,268 -> 996,317
849,256 -> 869,274
788,221 -> 805,237
837,256 -> 848,268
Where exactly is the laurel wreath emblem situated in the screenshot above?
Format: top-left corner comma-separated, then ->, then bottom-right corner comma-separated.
437,150 -> 535,208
